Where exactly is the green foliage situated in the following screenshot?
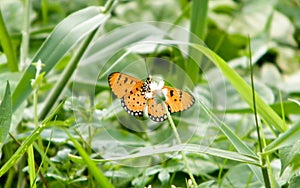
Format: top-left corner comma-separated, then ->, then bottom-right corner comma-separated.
0,82 -> 12,150
0,0 -> 299,187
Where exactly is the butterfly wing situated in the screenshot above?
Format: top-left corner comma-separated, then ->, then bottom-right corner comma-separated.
121,83 -> 147,117
108,72 -> 141,98
108,72 -> 146,117
163,86 -> 195,113
108,72 -> 195,121
147,98 -> 168,122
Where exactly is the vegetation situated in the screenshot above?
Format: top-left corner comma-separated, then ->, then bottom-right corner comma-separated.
0,0 -> 299,187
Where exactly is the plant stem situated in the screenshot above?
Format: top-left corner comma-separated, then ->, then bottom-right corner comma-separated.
41,0 -> 48,24
163,103 -> 197,187
28,65 -> 43,188
27,145 -> 36,188
248,37 -> 271,188
103,0 -> 116,13
20,0 -> 31,69
3,143 -> 15,188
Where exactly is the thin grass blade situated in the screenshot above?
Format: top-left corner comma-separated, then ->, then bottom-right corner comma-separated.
0,81 -> 12,151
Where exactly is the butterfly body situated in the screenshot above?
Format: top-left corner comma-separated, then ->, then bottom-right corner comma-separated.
108,72 -> 194,122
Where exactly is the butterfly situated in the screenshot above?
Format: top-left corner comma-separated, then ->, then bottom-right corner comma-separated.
108,72 -> 195,122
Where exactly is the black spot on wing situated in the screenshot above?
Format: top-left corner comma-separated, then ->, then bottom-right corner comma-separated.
170,90 -> 174,97
124,76 -> 128,83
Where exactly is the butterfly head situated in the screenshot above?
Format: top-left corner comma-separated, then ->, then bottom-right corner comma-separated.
141,76 -> 152,95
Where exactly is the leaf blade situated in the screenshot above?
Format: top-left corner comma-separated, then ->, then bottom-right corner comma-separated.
0,81 -> 12,148
12,6 -> 109,112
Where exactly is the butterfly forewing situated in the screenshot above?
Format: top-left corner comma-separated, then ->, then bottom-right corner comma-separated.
147,98 -> 168,122
164,86 -> 195,113
108,72 -> 141,98
108,72 -> 147,117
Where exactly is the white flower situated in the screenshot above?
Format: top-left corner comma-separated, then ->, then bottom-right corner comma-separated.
149,80 -> 164,91
31,59 -> 44,87
146,79 -> 168,102
35,59 -> 43,77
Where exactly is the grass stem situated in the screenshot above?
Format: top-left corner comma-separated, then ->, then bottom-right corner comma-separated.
20,0 -> 31,69
163,103 -> 197,187
248,37 -> 271,188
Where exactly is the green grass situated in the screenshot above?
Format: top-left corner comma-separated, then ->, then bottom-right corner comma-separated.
0,0 -> 299,187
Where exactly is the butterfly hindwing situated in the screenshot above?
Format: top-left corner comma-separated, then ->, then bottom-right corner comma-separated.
121,84 -> 147,117
108,72 -> 142,98
164,86 -> 195,113
147,98 -> 168,122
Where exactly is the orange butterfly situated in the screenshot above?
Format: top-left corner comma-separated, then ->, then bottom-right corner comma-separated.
108,72 -> 195,122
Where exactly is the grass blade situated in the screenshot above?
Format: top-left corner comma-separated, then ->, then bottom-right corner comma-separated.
0,125 -> 45,177
187,0 -> 209,82
199,100 -> 265,184
0,100 -> 64,177
190,0 -> 208,40
216,101 -> 300,115
0,81 -> 12,151
0,10 -> 18,72
65,129 -> 114,188
12,6 -> 109,112
193,44 -> 285,133
38,29 -> 99,120
264,121 -> 300,153
69,144 -> 259,166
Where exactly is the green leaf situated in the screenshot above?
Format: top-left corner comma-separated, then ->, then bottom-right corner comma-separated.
278,145 -> 300,175
0,81 -> 12,148
77,22 -> 164,82
12,6 -> 109,112
216,101 -> 300,115
221,164 -> 263,187
186,153 -> 218,175
196,99 -> 257,157
145,165 -> 164,176
290,175 -> 300,188
264,121 -> 300,153
212,118 -> 264,184
158,169 -> 170,185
